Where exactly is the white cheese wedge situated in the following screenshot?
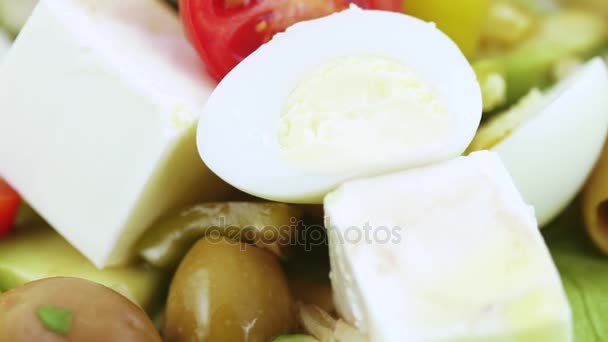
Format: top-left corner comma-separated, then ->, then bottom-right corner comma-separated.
0,28 -> 9,59
324,151 -> 572,342
0,0 -> 231,267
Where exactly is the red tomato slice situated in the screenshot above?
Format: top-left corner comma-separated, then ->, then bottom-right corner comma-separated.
370,0 -> 403,11
0,178 -> 20,238
180,0 -> 403,81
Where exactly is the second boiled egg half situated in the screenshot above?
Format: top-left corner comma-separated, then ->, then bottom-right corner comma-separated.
198,7 -> 482,203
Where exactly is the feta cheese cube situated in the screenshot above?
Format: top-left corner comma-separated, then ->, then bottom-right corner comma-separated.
0,0 -> 231,267
0,29 -> 9,59
324,151 -> 572,342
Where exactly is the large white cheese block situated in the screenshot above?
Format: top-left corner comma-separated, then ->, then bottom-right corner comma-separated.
0,0 -> 231,267
0,28 -> 9,59
324,151 -> 572,342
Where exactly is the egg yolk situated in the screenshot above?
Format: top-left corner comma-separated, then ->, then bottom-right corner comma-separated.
277,55 -> 452,174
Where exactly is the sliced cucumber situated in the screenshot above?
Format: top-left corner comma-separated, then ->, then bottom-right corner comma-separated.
504,10 -> 607,102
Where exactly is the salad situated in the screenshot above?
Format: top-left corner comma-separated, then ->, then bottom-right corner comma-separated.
0,0 -> 607,341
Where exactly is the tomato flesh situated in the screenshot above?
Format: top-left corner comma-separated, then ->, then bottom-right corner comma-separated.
180,0 -> 404,81
369,0 -> 403,11
213,0 -> 250,11
0,178 -> 20,238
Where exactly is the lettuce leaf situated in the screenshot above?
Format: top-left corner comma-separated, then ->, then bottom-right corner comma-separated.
544,202 -> 608,341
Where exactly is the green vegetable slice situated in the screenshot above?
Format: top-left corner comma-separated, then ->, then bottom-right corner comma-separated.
504,10 -> 607,103
137,202 -> 302,270
544,204 -> 608,341
473,58 -> 508,113
36,304 -> 73,336
466,88 -> 544,152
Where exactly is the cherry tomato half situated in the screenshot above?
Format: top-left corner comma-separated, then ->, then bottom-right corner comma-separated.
369,0 -> 403,12
0,177 -> 20,238
180,0 -> 404,81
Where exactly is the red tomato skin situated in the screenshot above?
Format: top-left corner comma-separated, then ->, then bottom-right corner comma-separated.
370,0 -> 403,11
179,0 -> 404,81
0,178 -> 20,238
179,0 -> 224,81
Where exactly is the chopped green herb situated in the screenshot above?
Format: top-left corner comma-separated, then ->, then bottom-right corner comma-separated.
36,304 -> 72,336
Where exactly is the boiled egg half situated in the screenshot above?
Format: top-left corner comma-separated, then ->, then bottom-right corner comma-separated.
468,58 -> 608,226
198,7 -> 482,203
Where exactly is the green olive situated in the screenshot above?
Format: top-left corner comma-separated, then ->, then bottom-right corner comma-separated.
164,236 -> 295,342
137,202 -> 302,270
0,277 -> 160,342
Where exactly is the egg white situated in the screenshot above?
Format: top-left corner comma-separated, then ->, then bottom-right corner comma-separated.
197,7 -> 482,203
495,58 -> 608,226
